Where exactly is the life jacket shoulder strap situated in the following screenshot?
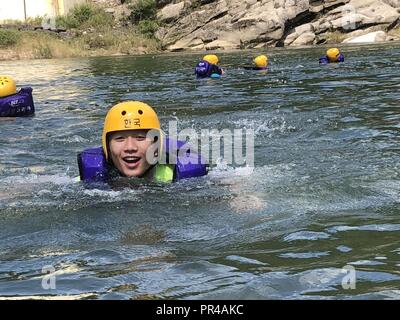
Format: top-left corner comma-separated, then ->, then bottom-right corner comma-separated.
77,147 -> 108,183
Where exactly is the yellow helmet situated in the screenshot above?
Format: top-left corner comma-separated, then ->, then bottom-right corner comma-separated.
0,76 -> 17,98
253,55 -> 268,68
326,48 -> 340,62
102,101 -> 161,160
203,54 -> 219,65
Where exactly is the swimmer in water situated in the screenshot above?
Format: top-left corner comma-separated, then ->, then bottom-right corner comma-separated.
319,48 -> 345,64
244,55 -> 269,70
194,54 -> 224,78
77,101 -> 208,184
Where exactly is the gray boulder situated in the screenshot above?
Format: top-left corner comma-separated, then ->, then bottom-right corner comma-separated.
154,0 -> 400,50
343,30 -> 388,42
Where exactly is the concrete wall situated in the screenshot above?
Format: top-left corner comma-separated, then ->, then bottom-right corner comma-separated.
0,0 -> 26,22
25,0 -> 57,19
58,0 -> 88,16
0,0 -> 87,22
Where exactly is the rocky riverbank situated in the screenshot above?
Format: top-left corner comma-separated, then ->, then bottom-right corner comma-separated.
154,0 -> 400,51
1,0 -> 399,61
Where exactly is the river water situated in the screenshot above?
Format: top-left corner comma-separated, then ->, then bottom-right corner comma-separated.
0,43 -> 399,299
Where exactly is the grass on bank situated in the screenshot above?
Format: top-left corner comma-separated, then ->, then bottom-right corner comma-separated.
0,29 -> 21,48
324,31 -> 347,44
55,3 -> 115,30
388,26 -> 400,38
0,28 -> 160,60
55,1 -> 160,37
0,2 -> 161,60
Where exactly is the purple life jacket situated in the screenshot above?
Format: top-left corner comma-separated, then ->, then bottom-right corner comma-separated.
319,53 -> 345,64
77,147 -> 109,182
0,87 -> 35,117
163,138 -> 208,180
77,138 -> 208,183
195,60 -> 212,78
319,56 -> 329,64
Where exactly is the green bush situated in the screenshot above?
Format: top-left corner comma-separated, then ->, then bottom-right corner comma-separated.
71,4 -> 95,25
34,43 -> 53,59
129,0 -> 157,23
25,16 -> 45,26
84,34 -> 116,49
0,29 -> 21,48
138,19 -> 159,38
56,4 -> 113,30
56,15 -> 79,29
86,11 -> 114,28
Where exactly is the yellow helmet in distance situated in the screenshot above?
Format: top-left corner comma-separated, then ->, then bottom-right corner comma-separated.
0,76 -> 17,98
203,54 -> 219,65
326,48 -> 340,62
253,55 -> 268,68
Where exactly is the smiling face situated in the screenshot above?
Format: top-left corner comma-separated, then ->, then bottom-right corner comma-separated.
108,130 -> 156,177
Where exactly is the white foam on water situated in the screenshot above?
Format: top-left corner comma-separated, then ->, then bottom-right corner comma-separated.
29,262 -> 84,280
279,252 -> 330,259
28,249 -> 80,259
208,161 -> 255,179
336,246 -> 353,253
1,173 -> 77,186
364,180 -> 400,203
327,224 -> 400,234
225,255 -> 267,266
0,173 -> 80,207
232,117 -> 297,136
283,231 -> 331,242
81,187 -> 141,200
349,260 -> 386,266
54,135 -> 89,143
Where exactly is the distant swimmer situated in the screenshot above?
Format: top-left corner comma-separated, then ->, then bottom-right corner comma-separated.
77,101 -> 208,184
319,48 -> 345,64
194,54 -> 224,79
244,55 -> 269,70
0,76 -> 34,117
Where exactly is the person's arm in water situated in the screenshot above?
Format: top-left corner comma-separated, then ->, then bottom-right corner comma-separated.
243,66 -> 267,70
210,64 -> 224,75
319,56 -> 329,64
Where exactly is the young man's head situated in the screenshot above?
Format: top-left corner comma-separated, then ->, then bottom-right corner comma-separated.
102,101 -> 161,177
